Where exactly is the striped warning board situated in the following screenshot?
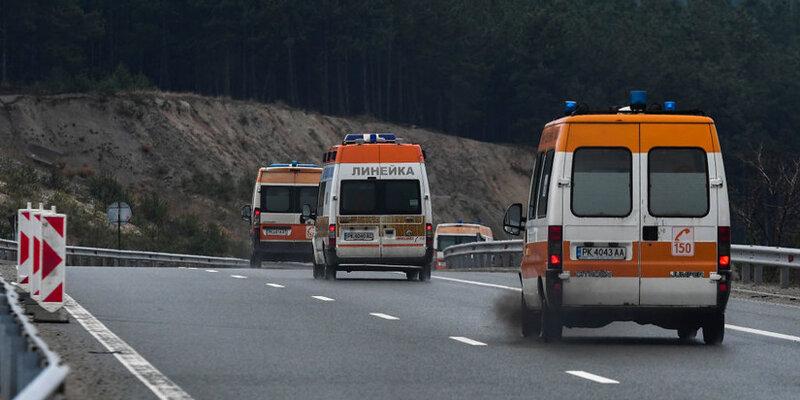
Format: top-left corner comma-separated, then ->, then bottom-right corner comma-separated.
40,213 -> 66,312
30,209 -> 54,301
17,207 -> 33,291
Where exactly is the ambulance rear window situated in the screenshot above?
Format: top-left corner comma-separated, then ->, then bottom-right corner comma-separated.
436,235 -> 482,251
648,147 -> 709,217
571,147 -> 632,217
260,186 -> 319,213
340,180 -> 421,215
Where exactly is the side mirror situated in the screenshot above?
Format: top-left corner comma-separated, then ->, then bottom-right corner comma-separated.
241,205 -> 252,223
503,203 -> 525,236
300,203 -> 316,223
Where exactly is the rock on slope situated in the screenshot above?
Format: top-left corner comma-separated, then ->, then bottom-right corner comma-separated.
0,91 -> 533,250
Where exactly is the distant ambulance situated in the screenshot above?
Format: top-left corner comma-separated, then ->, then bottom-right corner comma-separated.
433,223 -> 493,269
241,162 -> 322,267
301,133 -> 434,281
503,92 -> 731,344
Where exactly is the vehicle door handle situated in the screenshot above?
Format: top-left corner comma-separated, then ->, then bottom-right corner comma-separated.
643,226 -> 658,241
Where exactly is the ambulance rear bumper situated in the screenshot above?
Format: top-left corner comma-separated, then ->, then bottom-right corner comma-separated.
255,240 -> 314,262
557,305 -> 728,330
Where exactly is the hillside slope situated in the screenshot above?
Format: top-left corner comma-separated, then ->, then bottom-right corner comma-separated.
0,92 -> 532,255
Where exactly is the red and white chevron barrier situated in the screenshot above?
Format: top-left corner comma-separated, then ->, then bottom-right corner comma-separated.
40,213 -> 66,312
16,203 -> 68,320
16,203 -> 33,291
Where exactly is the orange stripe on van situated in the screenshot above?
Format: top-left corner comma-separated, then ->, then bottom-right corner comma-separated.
562,241 -> 640,278
640,123 -> 714,152
640,242 -> 717,278
338,244 -> 380,248
258,168 -> 322,184
336,143 -> 423,163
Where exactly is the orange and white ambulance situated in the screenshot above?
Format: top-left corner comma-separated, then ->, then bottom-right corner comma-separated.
241,162 -> 322,267
503,92 -> 731,344
432,223 -> 493,269
301,133 -> 434,281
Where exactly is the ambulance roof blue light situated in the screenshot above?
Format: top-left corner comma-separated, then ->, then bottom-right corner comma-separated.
564,101 -> 577,115
629,90 -> 647,109
664,101 -> 677,112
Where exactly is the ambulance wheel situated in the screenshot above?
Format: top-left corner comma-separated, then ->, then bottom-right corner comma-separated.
249,252 -> 262,268
418,264 -> 431,282
540,303 -> 562,342
677,327 -> 698,341
324,264 -> 337,280
520,294 -> 541,338
405,270 -> 420,280
312,262 -> 324,279
702,312 -> 725,345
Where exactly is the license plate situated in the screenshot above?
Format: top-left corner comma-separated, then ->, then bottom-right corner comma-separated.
344,231 -> 375,241
265,228 -> 290,236
577,246 -> 626,260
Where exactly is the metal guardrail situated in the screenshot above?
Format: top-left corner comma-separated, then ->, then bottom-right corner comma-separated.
0,239 -> 247,268
443,240 -> 523,269
0,277 -> 69,399
443,240 -> 798,287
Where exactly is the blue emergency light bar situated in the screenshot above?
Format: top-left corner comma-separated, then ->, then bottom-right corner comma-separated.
343,133 -> 397,144
664,101 -> 677,111
268,162 -> 319,168
630,90 -> 647,111
564,100 -> 577,115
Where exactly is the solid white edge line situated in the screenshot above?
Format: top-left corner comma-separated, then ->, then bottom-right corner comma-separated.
726,324 -> 800,343
369,312 -> 399,320
266,283 -> 285,288
449,336 -> 487,346
64,295 -> 194,400
432,275 -> 521,292
205,269 -> 218,273
311,295 -> 335,302
230,275 -> 247,279
566,370 -> 619,384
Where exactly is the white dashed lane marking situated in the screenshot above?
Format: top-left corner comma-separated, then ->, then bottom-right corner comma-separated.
566,371 -> 619,384
266,283 -> 285,288
205,269 -> 219,273
311,296 -> 335,302
370,313 -> 399,320
449,336 -> 487,346
726,324 -> 800,343
230,275 -> 247,279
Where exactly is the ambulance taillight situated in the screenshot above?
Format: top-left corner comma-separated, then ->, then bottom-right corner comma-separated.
548,226 -> 563,269
425,223 -> 433,248
718,226 -> 731,270
328,224 -> 337,247
254,208 -> 261,219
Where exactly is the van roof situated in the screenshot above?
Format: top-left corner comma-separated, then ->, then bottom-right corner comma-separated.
325,143 -> 424,164
546,113 -> 714,127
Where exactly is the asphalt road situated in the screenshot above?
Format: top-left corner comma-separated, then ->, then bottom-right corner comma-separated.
65,265 -> 800,400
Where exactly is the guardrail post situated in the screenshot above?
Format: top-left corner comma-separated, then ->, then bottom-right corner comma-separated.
753,265 -> 763,285
741,264 -> 751,282
780,266 -> 790,288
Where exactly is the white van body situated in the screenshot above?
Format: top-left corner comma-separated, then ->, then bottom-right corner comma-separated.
504,108 -> 732,344
311,134 -> 434,281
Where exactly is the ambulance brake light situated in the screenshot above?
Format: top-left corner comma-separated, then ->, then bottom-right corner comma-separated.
254,208 -> 261,218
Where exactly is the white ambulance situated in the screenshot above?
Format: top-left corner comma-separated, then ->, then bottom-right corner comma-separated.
503,92 -> 731,344
432,223 -> 493,270
301,133 -> 434,281
241,162 -> 321,267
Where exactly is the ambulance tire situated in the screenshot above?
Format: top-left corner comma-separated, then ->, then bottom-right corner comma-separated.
250,252 -> 262,268
702,312 -> 725,345
418,264 -> 431,282
324,263 -> 338,280
540,303 -> 562,342
313,262 -> 324,279
520,294 -> 541,338
677,327 -> 698,341
405,270 -> 420,280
